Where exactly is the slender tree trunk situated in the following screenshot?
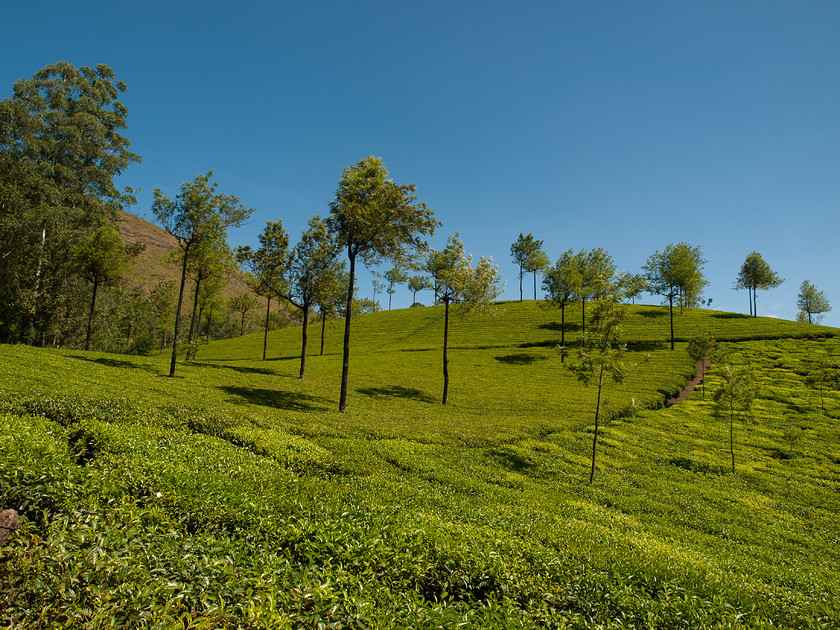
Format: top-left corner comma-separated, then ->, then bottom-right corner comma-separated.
186,275 -> 202,359
206,305 -> 214,342
320,311 -> 326,356
84,278 -> 100,351
582,299 -> 586,336
240,312 -> 246,336
669,293 -> 675,351
560,301 -> 566,362
748,286 -> 753,316
442,298 -> 450,404
263,295 -> 271,360
169,249 -> 190,378
590,363 -> 605,484
730,403 -> 735,474
299,303 -> 309,379
533,270 -> 538,300
339,252 -> 356,413
388,290 -> 392,311
519,266 -> 523,301
753,286 -> 758,317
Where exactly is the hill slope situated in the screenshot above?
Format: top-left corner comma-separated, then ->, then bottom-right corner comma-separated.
1,303 -> 838,628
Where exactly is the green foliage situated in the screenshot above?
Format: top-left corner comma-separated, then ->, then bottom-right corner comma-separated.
796,279 -> 831,324
510,233 -> 549,301
735,251 -> 783,316
712,363 -> 760,474
1,307 -> 839,628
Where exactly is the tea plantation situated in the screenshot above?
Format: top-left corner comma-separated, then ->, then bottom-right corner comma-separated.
1,302 -> 838,628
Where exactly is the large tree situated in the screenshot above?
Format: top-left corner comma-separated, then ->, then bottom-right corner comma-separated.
427,233 -> 503,404
510,233 -> 548,301
577,248 -> 616,336
152,172 -> 253,377
328,156 -> 438,413
0,62 -> 140,344
796,279 -> 831,324
643,242 -> 707,350
734,251 -> 783,317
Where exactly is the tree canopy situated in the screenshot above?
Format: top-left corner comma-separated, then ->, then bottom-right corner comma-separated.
796,279 -> 831,324
510,233 -> 549,301
734,252 -> 783,317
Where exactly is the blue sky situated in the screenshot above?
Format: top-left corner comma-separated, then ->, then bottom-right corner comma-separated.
3,0 -> 839,324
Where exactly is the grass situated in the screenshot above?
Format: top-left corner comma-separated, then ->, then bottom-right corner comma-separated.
1,301 -> 838,628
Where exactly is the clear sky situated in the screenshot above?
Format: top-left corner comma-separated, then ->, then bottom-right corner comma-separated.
3,0 -> 839,324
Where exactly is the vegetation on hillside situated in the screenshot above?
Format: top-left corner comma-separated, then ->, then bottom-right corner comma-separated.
1,303 -> 838,628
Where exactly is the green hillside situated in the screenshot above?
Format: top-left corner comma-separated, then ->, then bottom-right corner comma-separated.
1,302 -> 838,628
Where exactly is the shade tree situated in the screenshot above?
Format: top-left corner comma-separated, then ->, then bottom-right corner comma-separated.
510,233 -> 549,301
734,252 -> 783,317
427,233 -> 503,404
542,249 -> 580,357
328,156 -> 438,412
152,171 -> 253,376
796,279 -> 831,324
384,267 -> 408,310
643,242 -> 707,350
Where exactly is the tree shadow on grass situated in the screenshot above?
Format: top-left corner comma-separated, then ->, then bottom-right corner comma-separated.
191,362 -> 277,376
356,385 -> 435,403
494,353 -> 547,365
637,308 -> 666,318
537,322 -> 581,332
69,355 -> 160,374
711,312 -> 750,319
220,386 -> 330,412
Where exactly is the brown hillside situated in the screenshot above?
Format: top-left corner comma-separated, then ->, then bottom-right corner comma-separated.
116,210 -> 284,318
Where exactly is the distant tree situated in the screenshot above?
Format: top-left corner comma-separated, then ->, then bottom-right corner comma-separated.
384,267 -> 408,310
577,248 -> 616,335
427,233 -> 503,404
510,233 -> 548,301
713,364 -> 759,475
153,171 -> 253,377
734,252 -> 783,317
237,220 -> 291,360
328,156 -> 438,413
371,278 -> 385,306
74,221 -> 138,351
229,293 -> 257,336
687,327 -> 715,398
542,249 -> 579,357
643,242 -> 707,350
620,273 -> 648,305
184,234 -> 232,360
313,266 -> 349,356
567,297 -> 629,484
407,274 -> 433,305
796,280 -> 831,324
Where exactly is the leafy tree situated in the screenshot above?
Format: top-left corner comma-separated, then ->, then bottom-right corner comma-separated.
542,249 -> 579,358
313,266 -> 348,356
229,293 -> 257,336
407,274 -> 433,305
237,220 -> 291,360
620,273 -> 648,305
796,279 -> 831,324
734,252 -> 783,317
328,156 -> 438,412
687,327 -> 715,398
152,171 -> 253,376
427,233 -> 503,404
384,267 -> 408,310
510,233 -> 548,301
643,242 -> 707,350
577,248 -> 616,335
73,221 -> 138,350
185,234 -> 232,360
713,364 -> 759,474
567,298 -> 629,484
0,62 -> 140,344
371,278 -> 385,305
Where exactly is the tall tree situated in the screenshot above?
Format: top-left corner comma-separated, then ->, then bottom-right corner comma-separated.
237,220 -> 291,360
73,220 -> 137,350
328,156 -> 438,412
152,171 -> 253,377
796,279 -> 831,324
407,274 -> 433,305
313,265 -> 348,356
734,252 -> 783,317
427,233 -> 503,404
229,292 -> 257,336
0,62 -> 140,344
577,248 -> 616,335
384,267 -> 408,310
510,233 -> 548,301
567,297 -> 629,484
184,234 -> 231,360
643,242 -> 707,350
542,249 -> 580,357
687,327 -> 715,398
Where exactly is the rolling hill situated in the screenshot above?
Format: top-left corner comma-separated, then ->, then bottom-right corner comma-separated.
1,302 -> 838,628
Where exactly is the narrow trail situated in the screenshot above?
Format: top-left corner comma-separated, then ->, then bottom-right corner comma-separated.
665,356 -> 712,407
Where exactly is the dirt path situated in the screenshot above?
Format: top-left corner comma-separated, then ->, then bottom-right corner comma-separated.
665,356 -> 712,407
